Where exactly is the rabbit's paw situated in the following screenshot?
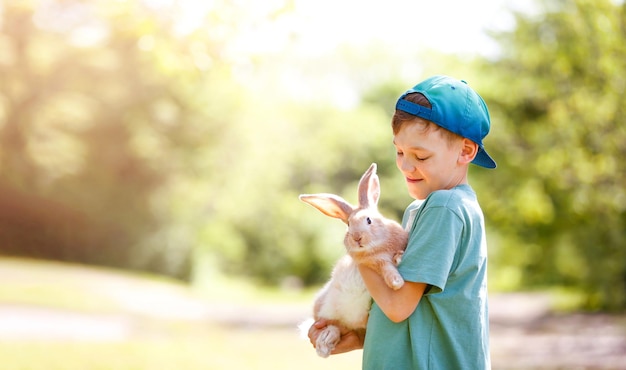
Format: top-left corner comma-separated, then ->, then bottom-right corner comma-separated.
315,325 -> 341,358
393,250 -> 404,265
384,270 -> 405,290
390,275 -> 405,290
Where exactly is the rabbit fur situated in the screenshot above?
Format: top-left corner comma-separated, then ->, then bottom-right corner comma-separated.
299,163 -> 408,358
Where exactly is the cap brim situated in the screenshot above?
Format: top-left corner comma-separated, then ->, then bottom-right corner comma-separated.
472,147 -> 496,169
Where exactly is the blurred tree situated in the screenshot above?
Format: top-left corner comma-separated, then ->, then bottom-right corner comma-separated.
196,92 -> 404,285
475,0 -> 626,310
12,0 -> 626,311
0,0 -> 242,279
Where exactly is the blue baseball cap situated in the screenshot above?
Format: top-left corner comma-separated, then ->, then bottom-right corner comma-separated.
395,75 -> 496,169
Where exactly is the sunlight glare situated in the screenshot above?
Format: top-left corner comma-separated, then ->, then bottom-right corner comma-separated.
173,0 -> 522,57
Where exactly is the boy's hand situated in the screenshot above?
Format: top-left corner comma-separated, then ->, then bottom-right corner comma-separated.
308,319 -> 366,354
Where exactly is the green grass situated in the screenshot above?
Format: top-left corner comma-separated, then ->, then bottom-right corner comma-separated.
0,330 -> 362,370
0,257 -> 176,313
0,257 -> 361,370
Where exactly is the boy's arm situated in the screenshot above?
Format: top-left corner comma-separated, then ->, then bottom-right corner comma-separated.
358,265 -> 427,323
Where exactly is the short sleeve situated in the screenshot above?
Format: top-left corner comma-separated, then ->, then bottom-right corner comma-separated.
397,205 -> 463,294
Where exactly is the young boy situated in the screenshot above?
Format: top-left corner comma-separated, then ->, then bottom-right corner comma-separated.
309,75 -> 495,369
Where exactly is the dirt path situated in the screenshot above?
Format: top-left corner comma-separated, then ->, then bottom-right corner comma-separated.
489,294 -> 626,369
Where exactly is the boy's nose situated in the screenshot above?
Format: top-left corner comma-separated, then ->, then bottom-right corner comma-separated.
398,157 -> 415,172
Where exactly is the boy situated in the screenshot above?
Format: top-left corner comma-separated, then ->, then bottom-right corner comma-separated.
309,75 -> 495,369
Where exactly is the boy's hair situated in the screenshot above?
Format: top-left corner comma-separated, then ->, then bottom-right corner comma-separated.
392,92 -> 462,147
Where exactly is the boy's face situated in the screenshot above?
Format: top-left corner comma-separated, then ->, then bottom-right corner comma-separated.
393,120 -> 468,200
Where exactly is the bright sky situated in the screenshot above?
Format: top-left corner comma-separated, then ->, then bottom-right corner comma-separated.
289,0 -> 516,56
170,0 -> 530,57
146,0 -> 535,107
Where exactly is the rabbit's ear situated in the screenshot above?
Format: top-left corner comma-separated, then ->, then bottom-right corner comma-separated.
299,194 -> 354,224
358,163 -> 380,208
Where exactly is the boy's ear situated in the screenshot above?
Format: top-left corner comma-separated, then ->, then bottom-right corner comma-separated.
458,138 -> 478,165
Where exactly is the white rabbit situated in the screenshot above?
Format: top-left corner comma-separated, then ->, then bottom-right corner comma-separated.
299,163 -> 408,358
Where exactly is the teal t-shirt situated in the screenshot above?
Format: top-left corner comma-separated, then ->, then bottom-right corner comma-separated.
362,185 -> 490,369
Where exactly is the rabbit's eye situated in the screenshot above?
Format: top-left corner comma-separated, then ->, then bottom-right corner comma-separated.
366,217 -> 372,225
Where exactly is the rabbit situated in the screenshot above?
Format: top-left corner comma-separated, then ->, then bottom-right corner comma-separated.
299,163 -> 408,358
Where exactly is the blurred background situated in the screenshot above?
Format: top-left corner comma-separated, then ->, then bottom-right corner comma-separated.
0,0 -> 625,369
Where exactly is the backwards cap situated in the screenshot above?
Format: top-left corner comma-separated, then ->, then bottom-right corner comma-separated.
396,75 -> 496,169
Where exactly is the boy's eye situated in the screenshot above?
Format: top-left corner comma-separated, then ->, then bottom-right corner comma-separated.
396,148 -> 429,161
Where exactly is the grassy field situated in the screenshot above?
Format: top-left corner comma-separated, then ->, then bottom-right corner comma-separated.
0,330 -> 362,370
0,257 -> 361,370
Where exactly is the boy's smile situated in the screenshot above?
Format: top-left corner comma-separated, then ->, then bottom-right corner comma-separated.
393,120 -> 470,200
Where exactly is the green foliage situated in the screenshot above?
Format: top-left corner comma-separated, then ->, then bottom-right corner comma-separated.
3,0 -> 626,311
196,89 -> 404,285
0,0 -> 241,279
475,0 -> 626,310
